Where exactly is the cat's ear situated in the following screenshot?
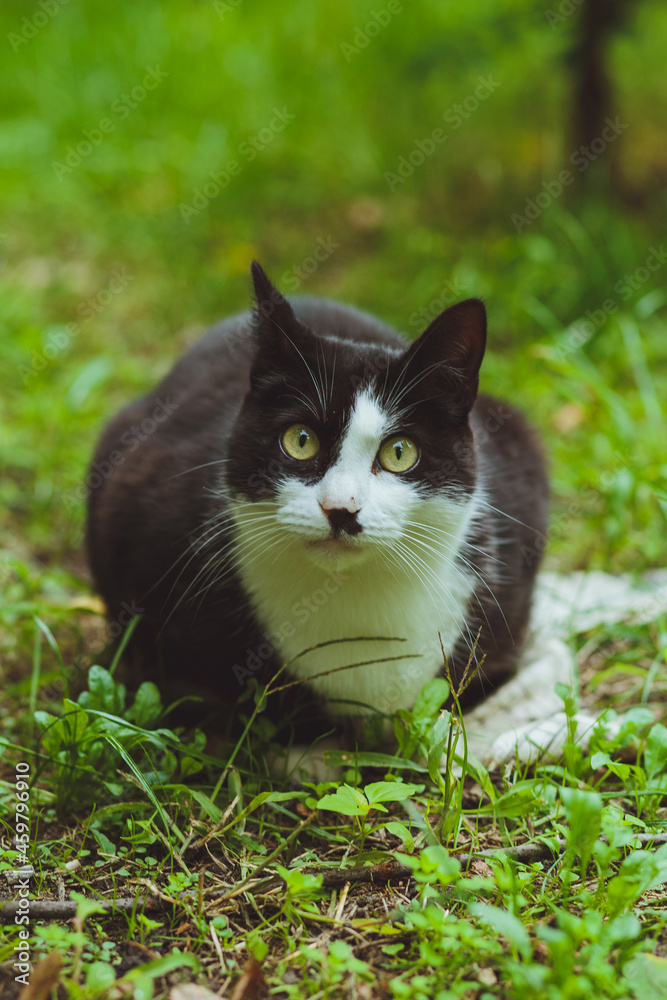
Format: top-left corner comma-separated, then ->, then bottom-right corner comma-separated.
402,298 -> 487,411
249,261 -> 313,372
250,261 -> 297,336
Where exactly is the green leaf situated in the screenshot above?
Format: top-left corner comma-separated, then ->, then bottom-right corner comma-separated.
92,829 -> 117,856
33,616 -> 66,672
63,699 -> 92,737
322,750 -> 429,773
607,846 -> 667,917
318,784 -> 369,817
275,864 -> 323,897
120,949 -> 199,983
130,975 -> 153,1000
127,682 -> 163,727
624,953 -> 667,1000
645,723 -> 667,781
491,781 -> 545,818
364,781 -> 423,806
179,756 -> 203,777
84,961 -> 116,994
590,750 -> 631,781
561,786 -> 602,871
102,733 -> 172,837
83,665 -> 126,714
469,902 -> 531,960
191,791 -> 222,823
385,821 -> 414,852
70,890 -> 106,923
413,678 -> 449,721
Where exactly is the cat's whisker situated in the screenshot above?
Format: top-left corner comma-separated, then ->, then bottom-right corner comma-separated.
390,538 -> 477,655
177,530 -> 280,617
399,527 -> 502,645
276,324 -> 327,420
328,344 -> 337,409
402,517 -> 507,567
285,387 -> 320,421
159,509 -> 283,620
390,535 -> 473,639
474,497 -> 537,532
189,533 -> 292,611
159,458 -> 232,483
384,358 -> 455,414
401,522 -> 510,624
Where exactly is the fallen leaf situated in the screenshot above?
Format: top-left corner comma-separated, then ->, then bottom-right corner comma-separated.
67,595 -> 106,613
230,958 -> 268,1000
18,953 -> 61,1000
171,984 -> 221,1000
552,402 -> 585,433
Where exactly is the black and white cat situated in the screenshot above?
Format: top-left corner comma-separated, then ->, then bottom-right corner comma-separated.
86,262 -> 548,742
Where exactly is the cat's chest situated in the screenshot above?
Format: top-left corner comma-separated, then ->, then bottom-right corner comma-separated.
232,540 -> 476,716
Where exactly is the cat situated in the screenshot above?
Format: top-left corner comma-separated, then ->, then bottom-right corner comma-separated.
86,262 -> 548,746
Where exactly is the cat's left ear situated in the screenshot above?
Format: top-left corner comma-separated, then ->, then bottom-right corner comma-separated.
403,298 -> 487,410
250,260 -> 298,338
249,261 -> 314,372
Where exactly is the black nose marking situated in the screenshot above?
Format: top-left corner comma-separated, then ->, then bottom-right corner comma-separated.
326,508 -> 363,536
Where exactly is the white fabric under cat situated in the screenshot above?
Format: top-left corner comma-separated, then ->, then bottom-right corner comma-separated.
463,569 -> 667,767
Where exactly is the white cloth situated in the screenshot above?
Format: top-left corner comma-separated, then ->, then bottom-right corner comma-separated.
463,570 -> 667,766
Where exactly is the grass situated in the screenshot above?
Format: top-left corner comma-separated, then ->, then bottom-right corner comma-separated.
2,0 -> 667,997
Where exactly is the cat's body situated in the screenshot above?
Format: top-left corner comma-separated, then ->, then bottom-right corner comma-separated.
86,264 -> 548,739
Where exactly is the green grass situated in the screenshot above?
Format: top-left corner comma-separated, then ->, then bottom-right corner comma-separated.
2,1 -> 667,997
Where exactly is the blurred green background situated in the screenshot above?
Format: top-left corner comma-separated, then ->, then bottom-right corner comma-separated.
1,0 -> 666,647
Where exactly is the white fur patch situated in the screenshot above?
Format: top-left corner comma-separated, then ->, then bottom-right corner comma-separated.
230,387 -> 479,718
317,391 -> 388,512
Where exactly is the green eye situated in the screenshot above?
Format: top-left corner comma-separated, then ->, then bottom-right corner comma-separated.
378,436 -> 419,473
282,424 -> 320,460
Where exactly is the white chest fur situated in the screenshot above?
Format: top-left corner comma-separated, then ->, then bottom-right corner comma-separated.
230,532 -> 476,717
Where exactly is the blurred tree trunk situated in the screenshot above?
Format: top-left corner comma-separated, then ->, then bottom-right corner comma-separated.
568,0 -> 638,187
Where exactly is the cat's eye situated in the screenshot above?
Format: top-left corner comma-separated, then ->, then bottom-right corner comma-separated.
281,424 -> 320,461
378,436 -> 419,474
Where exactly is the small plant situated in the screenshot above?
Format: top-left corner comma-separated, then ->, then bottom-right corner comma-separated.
317,780 -> 424,860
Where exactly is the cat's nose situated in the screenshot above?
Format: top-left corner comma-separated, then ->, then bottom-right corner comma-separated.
319,497 -> 359,515
319,502 -> 363,536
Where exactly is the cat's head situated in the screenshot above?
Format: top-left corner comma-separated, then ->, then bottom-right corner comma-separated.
227,262 -> 486,567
